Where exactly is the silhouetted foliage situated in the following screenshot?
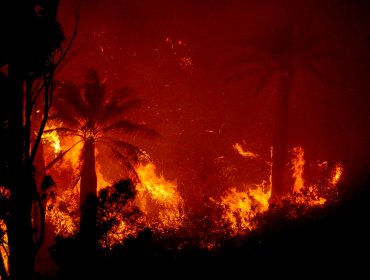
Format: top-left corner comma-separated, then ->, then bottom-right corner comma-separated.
228,22 -> 334,202
0,0 -> 79,278
97,179 -> 142,250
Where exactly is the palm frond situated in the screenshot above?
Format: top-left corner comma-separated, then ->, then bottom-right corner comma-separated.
109,139 -> 151,163
43,127 -> 80,136
225,52 -> 265,69
299,64 -> 334,86
225,68 -> 260,84
84,73 -> 106,113
104,143 -> 140,183
48,110 -> 81,128
110,87 -> 138,100
97,98 -> 145,126
101,120 -> 160,138
54,80 -> 87,119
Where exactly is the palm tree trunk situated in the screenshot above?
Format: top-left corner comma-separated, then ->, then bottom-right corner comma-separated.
79,139 -> 97,253
270,71 -> 291,203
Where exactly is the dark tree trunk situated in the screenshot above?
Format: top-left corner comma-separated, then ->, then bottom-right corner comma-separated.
79,139 -> 97,254
6,65 -> 35,280
270,71 -> 292,203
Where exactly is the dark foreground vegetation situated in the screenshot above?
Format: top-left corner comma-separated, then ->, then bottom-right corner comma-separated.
37,173 -> 369,279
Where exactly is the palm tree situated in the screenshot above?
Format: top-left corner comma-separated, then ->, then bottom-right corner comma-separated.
228,22 -> 333,203
45,68 -> 159,246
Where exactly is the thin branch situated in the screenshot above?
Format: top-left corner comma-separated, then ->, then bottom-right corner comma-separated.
44,140 -> 83,171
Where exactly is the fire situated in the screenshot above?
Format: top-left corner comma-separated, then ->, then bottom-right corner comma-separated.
291,146 -> 305,192
43,133 -> 344,248
46,188 -> 79,237
136,163 -> 185,232
0,186 -> 9,275
215,180 -> 271,236
46,163 -> 185,245
233,143 -> 258,159
0,220 -> 9,275
42,126 -> 61,154
286,146 -> 341,207
330,163 -> 343,186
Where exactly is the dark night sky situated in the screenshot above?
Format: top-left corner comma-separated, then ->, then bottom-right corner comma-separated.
57,0 -> 370,203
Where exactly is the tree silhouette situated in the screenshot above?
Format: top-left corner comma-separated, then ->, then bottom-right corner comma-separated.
228,22 -> 333,203
0,1 -> 78,279
45,68 -> 159,250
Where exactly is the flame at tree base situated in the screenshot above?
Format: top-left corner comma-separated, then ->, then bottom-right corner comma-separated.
45,145 -> 344,250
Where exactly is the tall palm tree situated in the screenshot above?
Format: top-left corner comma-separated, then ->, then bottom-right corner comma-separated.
45,68 -> 159,245
228,22 -> 333,203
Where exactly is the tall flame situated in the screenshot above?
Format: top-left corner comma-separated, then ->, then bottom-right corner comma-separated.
136,163 -> 185,232
291,146 -> 305,192
287,146 -> 341,207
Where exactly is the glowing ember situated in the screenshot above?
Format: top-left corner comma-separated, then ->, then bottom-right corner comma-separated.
233,143 -> 258,159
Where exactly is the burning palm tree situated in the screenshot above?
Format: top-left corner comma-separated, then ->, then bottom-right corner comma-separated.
228,22 -> 333,203
45,68 -> 159,243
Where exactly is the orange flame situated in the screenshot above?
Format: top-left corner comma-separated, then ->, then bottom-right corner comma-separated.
0,219 -> 9,275
286,146 -> 341,207
291,146 -> 305,193
330,163 -> 343,186
46,188 -> 79,237
233,143 -> 258,159
136,163 -> 185,232
42,126 -> 61,154
215,180 -> 271,236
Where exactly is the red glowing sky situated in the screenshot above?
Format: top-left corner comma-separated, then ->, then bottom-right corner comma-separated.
56,0 -> 369,201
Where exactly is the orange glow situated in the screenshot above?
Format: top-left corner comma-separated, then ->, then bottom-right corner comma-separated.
330,163 -> 343,186
44,132 -> 343,245
285,146 -> 340,207
0,219 -> 9,276
233,143 -> 258,159
214,180 -> 271,236
42,126 -> 61,154
136,163 -> 185,232
46,187 -> 79,237
291,146 -> 305,193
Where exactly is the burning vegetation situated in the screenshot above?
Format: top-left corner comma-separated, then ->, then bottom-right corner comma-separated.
43,115 -> 344,249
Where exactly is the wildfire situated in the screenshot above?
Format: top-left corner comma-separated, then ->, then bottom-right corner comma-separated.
286,146 -> 342,207
291,146 -> 305,192
233,143 -> 258,159
46,187 -> 79,237
46,162 -> 185,245
215,180 -> 271,236
136,163 -> 185,232
0,220 -> 9,275
0,186 -> 9,275
44,134 -> 344,248
330,163 -> 344,186
42,126 -> 61,154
